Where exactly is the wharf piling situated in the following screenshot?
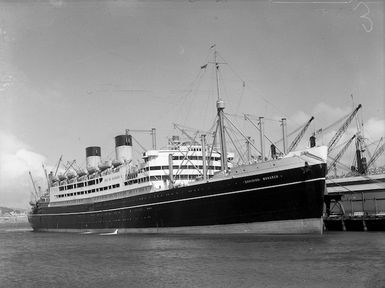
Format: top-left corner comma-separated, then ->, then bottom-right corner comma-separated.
324,194 -> 385,231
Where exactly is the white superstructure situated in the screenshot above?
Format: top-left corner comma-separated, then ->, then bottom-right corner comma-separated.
48,136 -> 234,207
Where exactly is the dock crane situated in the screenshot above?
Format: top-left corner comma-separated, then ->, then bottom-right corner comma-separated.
366,140 -> 385,169
28,171 -> 40,201
327,134 -> 356,174
54,155 -> 62,176
42,163 -> 50,190
287,116 -> 314,153
362,137 -> 381,164
327,104 -> 362,153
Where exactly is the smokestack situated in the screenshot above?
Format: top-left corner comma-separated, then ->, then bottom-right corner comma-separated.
86,146 -> 101,173
271,144 -> 277,159
310,135 -> 316,148
115,134 -> 133,164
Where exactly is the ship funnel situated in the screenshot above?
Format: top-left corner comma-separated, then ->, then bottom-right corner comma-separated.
271,144 -> 277,159
172,135 -> 180,144
86,146 -> 101,173
310,135 -> 316,148
115,135 -> 132,164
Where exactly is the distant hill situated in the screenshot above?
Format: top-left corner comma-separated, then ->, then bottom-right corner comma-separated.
0,206 -> 27,216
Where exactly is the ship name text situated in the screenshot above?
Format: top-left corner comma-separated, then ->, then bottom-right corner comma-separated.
244,174 -> 280,184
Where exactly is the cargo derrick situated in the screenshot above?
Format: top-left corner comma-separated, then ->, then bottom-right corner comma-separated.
328,104 -> 362,153
366,140 -> 385,170
287,116 -> 315,153
327,134 -> 356,174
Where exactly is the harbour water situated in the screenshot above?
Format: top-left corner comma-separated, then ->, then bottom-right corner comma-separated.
1,222 -> 384,288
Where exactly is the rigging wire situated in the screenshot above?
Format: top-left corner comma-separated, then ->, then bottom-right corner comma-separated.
181,69 -> 208,124
243,114 -> 280,123
202,63 -> 216,126
223,113 -> 261,155
226,124 -> 250,163
170,47 -> 215,125
216,52 -> 246,115
224,126 -> 245,164
239,82 -> 289,122
131,135 -> 147,152
275,120 -> 308,144
216,52 -> 244,83
172,122 -> 212,135
207,119 -> 219,170
172,130 -> 204,178
314,111 -> 351,136
207,116 -> 218,135
224,115 -> 254,161
217,67 -> 227,102
240,114 -> 283,154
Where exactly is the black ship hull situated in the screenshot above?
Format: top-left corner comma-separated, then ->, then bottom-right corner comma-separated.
28,163 -> 326,234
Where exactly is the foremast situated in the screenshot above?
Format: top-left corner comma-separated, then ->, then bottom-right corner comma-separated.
213,48 -> 228,172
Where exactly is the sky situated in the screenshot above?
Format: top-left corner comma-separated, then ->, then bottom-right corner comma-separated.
0,0 -> 384,208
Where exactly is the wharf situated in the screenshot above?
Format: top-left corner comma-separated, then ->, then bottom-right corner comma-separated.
324,215 -> 385,231
323,193 -> 385,231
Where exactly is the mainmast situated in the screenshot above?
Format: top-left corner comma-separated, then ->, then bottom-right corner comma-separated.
213,49 -> 228,172
217,99 -> 227,171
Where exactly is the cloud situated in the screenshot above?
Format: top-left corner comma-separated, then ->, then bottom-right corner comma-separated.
289,110 -> 311,128
364,118 -> 385,142
312,102 -> 351,126
49,0 -> 65,8
307,102 -> 361,145
0,130 -> 47,208
286,103 -> 384,171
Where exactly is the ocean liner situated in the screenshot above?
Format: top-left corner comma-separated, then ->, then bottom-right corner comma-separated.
28,50 -> 328,234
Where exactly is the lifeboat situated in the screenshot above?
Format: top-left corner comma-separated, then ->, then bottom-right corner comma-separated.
77,174 -> 88,181
87,167 -> 99,174
58,174 -> 67,181
112,159 -> 122,167
67,171 -> 77,179
98,160 -> 112,171
51,175 -> 59,183
76,169 -> 87,177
